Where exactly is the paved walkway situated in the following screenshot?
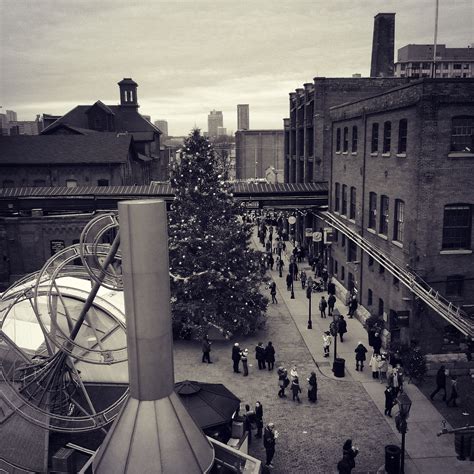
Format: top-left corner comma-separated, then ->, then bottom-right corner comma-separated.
172,229 -> 472,473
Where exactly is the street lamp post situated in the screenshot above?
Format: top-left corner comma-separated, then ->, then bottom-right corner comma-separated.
278,246 -> 283,278
290,256 -> 295,299
331,308 -> 341,362
396,392 -> 412,474
306,286 -> 312,329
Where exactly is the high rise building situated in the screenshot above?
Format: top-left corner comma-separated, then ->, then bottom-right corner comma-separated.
6,110 -> 17,122
370,13 -> 395,77
154,120 -> 168,136
0,114 -> 8,136
208,110 -> 223,138
217,127 -> 227,136
237,104 -> 249,130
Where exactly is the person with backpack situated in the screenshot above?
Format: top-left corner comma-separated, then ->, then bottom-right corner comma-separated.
319,296 -> 328,318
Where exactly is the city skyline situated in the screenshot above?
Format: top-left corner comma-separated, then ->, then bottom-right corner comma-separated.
1,0 -> 473,135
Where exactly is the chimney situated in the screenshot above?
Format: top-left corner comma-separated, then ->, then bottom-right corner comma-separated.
93,200 -> 214,473
370,13 -> 395,77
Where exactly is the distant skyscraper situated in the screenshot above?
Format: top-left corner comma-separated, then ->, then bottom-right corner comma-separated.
208,110 -> 223,138
154,120 -> 168,136
6,110 -> 17,122
217,127 -> 227,136
237,104 -> 249,130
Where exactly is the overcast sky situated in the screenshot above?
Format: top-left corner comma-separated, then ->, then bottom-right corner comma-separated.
1,0 -> 472,135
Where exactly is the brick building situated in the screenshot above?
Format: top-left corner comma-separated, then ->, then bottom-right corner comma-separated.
235,129 -> 284,180
328,78 -> 474,350
0,134 -> 151,188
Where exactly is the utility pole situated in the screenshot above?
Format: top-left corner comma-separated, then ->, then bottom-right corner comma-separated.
432,0 -> 439,78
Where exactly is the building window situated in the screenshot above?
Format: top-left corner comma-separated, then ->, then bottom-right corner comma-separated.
341,265 -> 345,281
335,182 -> 340,212
341,185 -> 348,215
2,180 -> 14,188
393,276 -> 400,288
66,179 -> 78,188
336,128 -> 341,152
371,123 -> 379,153
352,126 -> 358,153
443,63 -> 449,70
368,289 -> 373,306
350,187 -> 356,219
383,121 -> 391,153
348,239 -> 357,262
348,272 -> 355,292
368,192 -> 377,229
368,255 -> 374,267
422,62 -> 431,70
334,260 -> 338,275
379,264 -> 385,274
463,64 -> 470,70
378,298 -> 384,317
97,179 -> 109,186
442,204 -> 472,250
398,119 -> 407,154
394,199 -> 405,243
334,229 -> 339,243
446,275 -> 464,297
343,127 -> 349,152
379,195 -> 389,235
341,234 -> 346,248
451,116 -> 474,152
453,64 -> 462,70
33,179 -> 46,187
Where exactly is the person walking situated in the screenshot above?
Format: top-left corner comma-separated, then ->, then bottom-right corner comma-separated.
372,332 -> 382,355
319,296 -> 328,318
241,348 -> 249,376
446,375 -> 458,407
265,341 -> 275,371
323,331 -> 332,358
255,401 -> 264,438
286,272 -> 293,291
289,260 -> 298,281
384,385 -> 396,417
307,371 -> 318,403
388,366 -> 402,396
430,365 -> 447,401
256,342 -> 266,370
201,334 -> 212,363
244,404 -> 255,445
321,267 -> 329,290
263,423 -> 278,468
328,293 -> 337,316
300,269 -> 307,289
369,352 -> 380,379
269,281 -> 278,304
378,353 -> 388,384
232,343 -> 241,373
347,295 -> 358,319
277,256 -> 284,277
268,253 -> 275,271
354,341 -> 368,371
290,365 -> 298,381
277,367 -> 289,398
327,277 -> 336,296
340,439 -> 358,473
291,376 -> 302,403
338,315 -> 347,342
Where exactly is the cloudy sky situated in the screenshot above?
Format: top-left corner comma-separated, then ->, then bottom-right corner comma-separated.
1,0 -> 472,135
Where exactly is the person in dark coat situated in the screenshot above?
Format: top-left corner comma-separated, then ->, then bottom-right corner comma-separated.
291,376 -> 302,403
337,454 -> 353,474
384,386 -> 396,417
339,439 -> 358,473
354,342 -> 368,371
286,272 -> 293,291
430,365 -> 447,401
319,296 -> 328,318
289,260 -> 298,280
244,404 -> 255,445
255,342 -> 266,370
265,341 -> 275,371
263,423 -> 277,468
269,281 -> 278,304
327,278 -> 336,296
321,268 -> 329,290
307,371 -> 318,402
328,294 -> 337,316
347,295 -> 358,318
338,315 -> 347,342
232,343 -> 241,373
241,348 -> 249,376
372,332 -> 382,355
201,334 -> 212,363
446,375 -> 458,407
277,367 -> 289,398
255,401 -> 264,438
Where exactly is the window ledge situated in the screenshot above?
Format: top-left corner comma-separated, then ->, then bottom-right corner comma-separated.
342,151 -> 348,155
381,153 -> 391,157
370,152 -> 378,157
335,151 -> 341,155
396,153 -> 407,158
448,152 -> 474,159
439,249 -> 472,255
378,234 -> 388,240
392,240 -> 403,248
367,228 -> 377,235
351,152 -> 357,156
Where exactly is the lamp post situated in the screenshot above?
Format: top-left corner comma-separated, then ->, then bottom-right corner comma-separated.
278,245 -> 283,278
396,392 -> 412,474
306,285 -> 312,329
330,308 -> 341,362
290,256 -> 295,299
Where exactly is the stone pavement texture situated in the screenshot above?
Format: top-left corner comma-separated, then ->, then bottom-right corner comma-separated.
173,231 -> 473,473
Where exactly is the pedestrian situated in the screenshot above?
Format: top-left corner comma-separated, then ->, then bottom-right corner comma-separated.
369,352 -> 380,379
201,334 -> 212,363
327,278 -> 336,296
263,422 -> 278,468
372,332 -> 382,355
388,366 -> 402,396
270,281 -> 278,304
232,342 -> 241,373
277,257 -> 284,275
323,331 -> 332,358
307,275 -> 314,291
341,439 -> 358,472
328,293 -> 337,316
384,386 -> 396,417
265,341 -> 275,371
354,341 -> 368,371
430,365 -> 447,401
265,240 -> 272,253
268,253 -> 274,270
255,401 -> 264,438
241,348 -> 249,376
289,259 -> 298,280
321,267 -> 329,289
446,375 -> 458,407
286,272 -> 293,291
338,315 -> 347,342
277,367 -> 289,398
347,295 -> 358,319
307,371 -> 318,403
378,353 -> 388,384
319,296 -> 328,318
244,404 -> 255,445
290,365 -> 298,381
291,376 -> 302,403
300,269 -> 307,289
256,342 -> 266,370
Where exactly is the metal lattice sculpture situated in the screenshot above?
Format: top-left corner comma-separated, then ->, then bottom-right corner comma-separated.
0,213 -> 129,432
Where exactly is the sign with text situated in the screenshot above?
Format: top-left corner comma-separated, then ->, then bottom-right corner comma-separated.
323,227 -> 334,244
241,201 -> 259,209
50,240 -> 65,256
312,232 -> 322,242
305,228 -> 313,237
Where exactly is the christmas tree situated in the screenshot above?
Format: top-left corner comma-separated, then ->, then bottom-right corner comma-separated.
168,129 -> 268,340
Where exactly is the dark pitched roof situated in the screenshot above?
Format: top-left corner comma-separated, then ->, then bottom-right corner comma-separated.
41,122 -> 101,135
0,134 -> 133,165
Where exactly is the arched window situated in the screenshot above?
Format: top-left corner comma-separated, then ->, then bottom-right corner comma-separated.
442,204 -> 472,250
451,116 -> 474,152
